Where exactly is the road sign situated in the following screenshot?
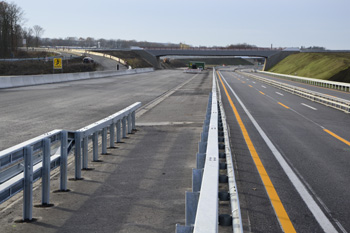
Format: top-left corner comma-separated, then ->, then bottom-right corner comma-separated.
53,58 -> 62,69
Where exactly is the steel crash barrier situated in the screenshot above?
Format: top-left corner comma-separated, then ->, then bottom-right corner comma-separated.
258,71 -> 350,92
176,70 -> 243,233
0,102 -> 141,221
240,71 -> 350,113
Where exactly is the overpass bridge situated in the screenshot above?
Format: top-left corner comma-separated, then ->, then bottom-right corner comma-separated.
143,48 -> 299,70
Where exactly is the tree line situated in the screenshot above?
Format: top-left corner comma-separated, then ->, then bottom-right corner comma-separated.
0,1 -> 44,58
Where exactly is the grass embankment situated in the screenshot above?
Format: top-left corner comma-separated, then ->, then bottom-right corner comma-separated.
268,53 -> 350,83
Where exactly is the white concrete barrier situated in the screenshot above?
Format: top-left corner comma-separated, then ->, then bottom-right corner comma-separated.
0,68 -> 154,89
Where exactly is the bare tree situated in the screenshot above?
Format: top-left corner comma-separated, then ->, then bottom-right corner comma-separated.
0,1 -> 24,57
33,24 -> 44,47
22,27 -> 33,47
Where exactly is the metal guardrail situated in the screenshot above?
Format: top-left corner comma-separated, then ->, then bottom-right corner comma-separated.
240,71 -> 350,113
74,102 -> 140,179
0,102 -> 141,221
216,72 -> 243,232
259,70 -> 350,92
176,69 -> 243,233
193,71 -> 219,233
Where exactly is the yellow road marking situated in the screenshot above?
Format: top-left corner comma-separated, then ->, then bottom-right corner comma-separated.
259,91 -> 265,95
217,72 -> 296,233
249,85 -> 253,88
278,102 -> 290,109
242,81 -> 246,84
324,129 -> 350,146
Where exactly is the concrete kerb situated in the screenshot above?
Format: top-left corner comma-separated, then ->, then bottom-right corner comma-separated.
0,68 -> 154,89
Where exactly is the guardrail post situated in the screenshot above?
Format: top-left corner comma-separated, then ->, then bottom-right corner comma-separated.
110,123 -> 115,147
42,138 -> 51,205
60,131 -> 68,191
23,146 -> 33,221
116,120 -> 121,142
74,132 -> 82,179
93,132 -> 99,161
185,191 -> 199,226
128,113 -> 132,134
122,117 -> 127,138
132,111 -> 136,130
82,136 -> 88,169
102,127 -> 107,154
196,153 -> 206,169
192,169 -> 203,192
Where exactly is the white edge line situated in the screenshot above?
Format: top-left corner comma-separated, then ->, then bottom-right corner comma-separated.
301,103 -> 318,110
219,71 -> 339,233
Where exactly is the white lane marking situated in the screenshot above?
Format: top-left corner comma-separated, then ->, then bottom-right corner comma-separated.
262,85 -> 266,88
220,72 -> 339,233
276,92 -> 284,96
301,103 -> 317,111
252,82 -> 256,84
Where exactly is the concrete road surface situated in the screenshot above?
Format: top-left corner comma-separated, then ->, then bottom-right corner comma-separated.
0,70 -> 212,232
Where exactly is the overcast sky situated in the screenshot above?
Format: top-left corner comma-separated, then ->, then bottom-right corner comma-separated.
10,0 -> 350,49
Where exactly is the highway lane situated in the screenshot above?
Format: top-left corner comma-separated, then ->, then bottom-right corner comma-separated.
0,70 -> 201,151
246,71 -> 350,101
219,70 -> 350,232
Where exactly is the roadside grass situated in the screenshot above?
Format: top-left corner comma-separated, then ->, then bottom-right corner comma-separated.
268,53 -> 350,82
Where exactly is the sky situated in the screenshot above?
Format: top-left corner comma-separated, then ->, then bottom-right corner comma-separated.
9,0 -> 350,49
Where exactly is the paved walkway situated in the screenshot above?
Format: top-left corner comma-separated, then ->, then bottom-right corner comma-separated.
0,72 -> 211,233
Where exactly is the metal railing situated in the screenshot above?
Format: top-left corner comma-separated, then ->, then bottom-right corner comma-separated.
74,102 -> 140,179
0,102 -> 141,221
176,69 -> 243,233
241,71 -> 350,113
258,71 -> 350,92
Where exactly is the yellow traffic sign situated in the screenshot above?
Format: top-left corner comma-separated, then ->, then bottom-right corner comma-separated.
53,58 -> 62,69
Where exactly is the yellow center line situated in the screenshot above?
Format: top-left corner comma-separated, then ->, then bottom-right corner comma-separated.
278,102 -> 290,109
259,91 -> 265,95
324,129 -> 350,146
249,85 -> 253,88
217,71 -> 296,233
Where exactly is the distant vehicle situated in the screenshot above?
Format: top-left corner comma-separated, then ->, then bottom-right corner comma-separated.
83,57 -> 94,63
189,61 -> 205,70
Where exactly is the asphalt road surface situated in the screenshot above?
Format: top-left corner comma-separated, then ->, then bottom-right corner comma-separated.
218,70 -> 350,232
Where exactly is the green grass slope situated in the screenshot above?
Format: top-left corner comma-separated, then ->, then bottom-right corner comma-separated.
268,53 -> 350,82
